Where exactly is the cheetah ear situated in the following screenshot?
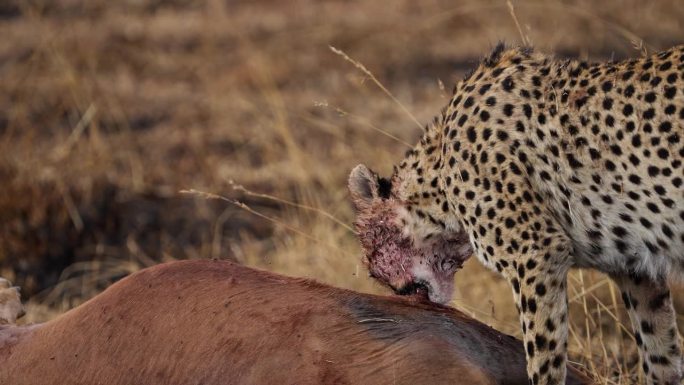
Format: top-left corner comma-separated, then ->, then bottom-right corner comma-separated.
348,164 -> 379,211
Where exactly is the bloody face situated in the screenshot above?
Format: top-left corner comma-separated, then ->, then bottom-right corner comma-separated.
349,165 -> 472,305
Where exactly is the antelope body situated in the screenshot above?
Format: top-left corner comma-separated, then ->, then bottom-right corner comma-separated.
0,260 -> 591,384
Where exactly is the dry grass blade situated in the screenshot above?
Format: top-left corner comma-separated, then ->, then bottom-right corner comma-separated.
180,189 -> 356,258
506,0 -> 530,46
228,180 -> 356,234
577,271 -> 597,376
315,101 -> 412,147
56,180 -> 84,232
37,259 -> 144,310
329,45 -> 423,130
52,103 -> 97,161
527,3 -> 656,52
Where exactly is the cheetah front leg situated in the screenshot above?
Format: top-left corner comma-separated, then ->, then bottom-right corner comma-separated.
613,274 -> 683,385
498,239 -> 572,385
464,185 -> 573,384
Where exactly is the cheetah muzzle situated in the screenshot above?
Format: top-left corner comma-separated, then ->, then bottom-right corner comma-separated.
349,164 -> 472,305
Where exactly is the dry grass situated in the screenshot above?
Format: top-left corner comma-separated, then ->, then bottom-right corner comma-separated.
2,0 -> 684,383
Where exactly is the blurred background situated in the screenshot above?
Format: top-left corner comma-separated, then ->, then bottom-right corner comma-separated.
1,0 -> 682,382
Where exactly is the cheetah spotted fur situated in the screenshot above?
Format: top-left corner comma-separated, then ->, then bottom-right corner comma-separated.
349,44 -> 684,385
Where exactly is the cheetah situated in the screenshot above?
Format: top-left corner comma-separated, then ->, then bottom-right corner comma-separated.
349,44 -> 684,385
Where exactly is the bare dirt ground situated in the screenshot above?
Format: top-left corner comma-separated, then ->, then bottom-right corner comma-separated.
1,0 -> 683,383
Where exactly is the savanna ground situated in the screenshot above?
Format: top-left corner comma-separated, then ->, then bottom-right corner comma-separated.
1,0 -> 683,383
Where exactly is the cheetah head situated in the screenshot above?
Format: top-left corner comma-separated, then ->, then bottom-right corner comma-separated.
348,164 -> 472,305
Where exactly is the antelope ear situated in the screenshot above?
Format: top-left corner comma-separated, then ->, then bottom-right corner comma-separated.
348,164 -> 379,211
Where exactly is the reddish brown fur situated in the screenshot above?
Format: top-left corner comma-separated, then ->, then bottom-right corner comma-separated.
0,260 -> 592,385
